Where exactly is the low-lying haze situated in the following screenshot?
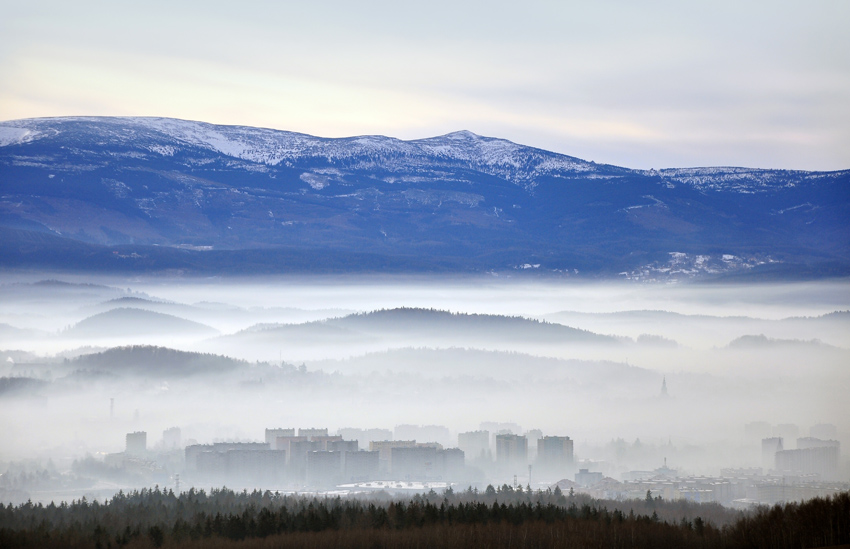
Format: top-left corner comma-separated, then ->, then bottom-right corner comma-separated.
1,275 -> 847,505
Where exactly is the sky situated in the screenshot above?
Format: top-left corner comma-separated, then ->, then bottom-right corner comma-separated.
1,0 -> 848,170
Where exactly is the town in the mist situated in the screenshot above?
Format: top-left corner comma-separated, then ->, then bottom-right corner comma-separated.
1,276 -> 847,509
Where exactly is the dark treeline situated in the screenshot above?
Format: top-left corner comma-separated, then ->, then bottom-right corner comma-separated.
0,486 -> 847,548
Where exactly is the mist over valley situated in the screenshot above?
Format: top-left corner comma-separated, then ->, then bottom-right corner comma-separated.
1,276 -> 847,512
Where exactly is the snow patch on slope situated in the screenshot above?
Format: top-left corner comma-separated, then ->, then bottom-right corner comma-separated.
620,252 -> 780,281
0,126 -> 43,147
413,131 -> 595,187
656,167 -> 806,193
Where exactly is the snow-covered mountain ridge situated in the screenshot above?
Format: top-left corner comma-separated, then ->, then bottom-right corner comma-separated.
0,117 -> 598,188
5,116 -> 839,192
1,116 -> 848,278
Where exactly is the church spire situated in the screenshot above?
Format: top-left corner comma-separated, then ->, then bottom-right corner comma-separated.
660,376 -> 669,398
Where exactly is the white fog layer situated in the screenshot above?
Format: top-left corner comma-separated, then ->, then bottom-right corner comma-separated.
1,275 -> 848,505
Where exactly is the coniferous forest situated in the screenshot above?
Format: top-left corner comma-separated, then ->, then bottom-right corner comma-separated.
1,486 -> 847,549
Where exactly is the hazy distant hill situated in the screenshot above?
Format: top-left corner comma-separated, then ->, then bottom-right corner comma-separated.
104,296 -> 172,307
541,308 -> 850,349
783,310 -> 850,324
544,309 -> 756,323
2,117 -> 848,278
82,296 -> 205,319
0,323 -> 47,340
67,308 -> 219,338
308,347 -> 652,385
0,279 -> 132,304
82,297 -> 354,328
69,345 -> 244,376
223,308 -> 621,350
0,376 -> 48,396
332,308 -> 618,342
727,334 -> 837,349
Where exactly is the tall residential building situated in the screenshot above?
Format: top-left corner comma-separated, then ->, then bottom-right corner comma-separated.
762,437 -> 783,470
185,442 -> 271,471
369,440 -> 416,472
288,440 -> 320,478
327,439 -> 359,454
162,427 -> 181,449
388,446 -> 466,481
536,436 -> 574,480
306,451 -> 342,487
309,435 -> 344,450
496,434 -> 528,475
225,450 -> 287,485
265,428 -> 295,449
797,437 -> 840,450
343,451 -> 380,482
440,448 -> 466,481
775,445 -> 840,480
274,436 -> 308,463
126,431 -> 147,457
458,430 -> 490,462
298,428 -> 329,438
525,429 -> 543,460
391,446 -> 438,480
187,443 -> 285,485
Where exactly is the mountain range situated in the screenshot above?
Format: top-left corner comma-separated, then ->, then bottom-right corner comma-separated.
1,116 -> 848,278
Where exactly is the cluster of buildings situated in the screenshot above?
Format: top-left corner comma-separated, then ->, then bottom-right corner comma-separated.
100,420 -> 845,507
562,465 -> 848,508
107,424 -> 575,490
456,428 -> 575,486
179,426 -> 575,489
183,429 -> 468,487
761,436 -> 841,481
558,424 -> 846,508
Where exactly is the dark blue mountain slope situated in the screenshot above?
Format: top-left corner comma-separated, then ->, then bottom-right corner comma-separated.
1,117 -> 847,278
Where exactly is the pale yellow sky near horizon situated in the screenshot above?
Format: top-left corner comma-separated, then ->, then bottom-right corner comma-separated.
1,0 -> 848,170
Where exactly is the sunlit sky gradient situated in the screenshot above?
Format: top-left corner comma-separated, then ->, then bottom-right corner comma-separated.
2,1 -> 848,170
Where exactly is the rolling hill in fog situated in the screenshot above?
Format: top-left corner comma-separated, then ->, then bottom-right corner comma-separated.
67,308 -> 219,338
69,345 -> 244,377
2,117 -> 848,279
540,309 -> 850,349
726,334 -> 839,349
85,296 -> 203,318
213,308 -> 622,353
307,346 -> 654,385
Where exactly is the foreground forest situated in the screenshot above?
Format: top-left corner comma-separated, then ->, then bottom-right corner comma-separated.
1,486 -> 848,549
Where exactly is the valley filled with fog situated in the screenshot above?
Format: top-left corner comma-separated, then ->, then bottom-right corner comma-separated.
1,275 -> 848,505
